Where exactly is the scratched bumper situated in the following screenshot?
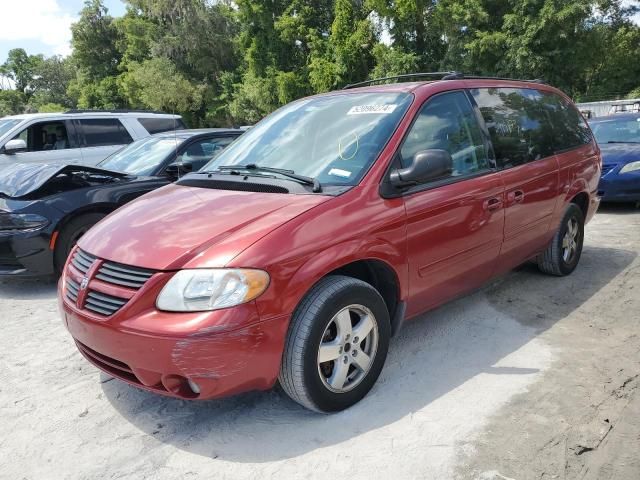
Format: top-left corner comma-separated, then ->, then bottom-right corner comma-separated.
59,290 -> 290,400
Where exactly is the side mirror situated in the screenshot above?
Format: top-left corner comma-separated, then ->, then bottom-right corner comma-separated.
390,149 -> 453,187
165,161 -> 193,178
2,139 -> 27,155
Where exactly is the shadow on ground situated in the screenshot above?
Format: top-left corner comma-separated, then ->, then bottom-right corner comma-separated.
97,246 -> 635,463
0,276 -> 57,300
597,202 -> 639,215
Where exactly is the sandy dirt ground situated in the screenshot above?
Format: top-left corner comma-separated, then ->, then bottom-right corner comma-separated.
1,205 -> 638,480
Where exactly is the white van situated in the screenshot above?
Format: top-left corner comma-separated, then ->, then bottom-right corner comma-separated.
0,110 -> 185,168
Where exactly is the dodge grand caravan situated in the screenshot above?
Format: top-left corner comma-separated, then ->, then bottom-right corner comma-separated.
59,74 -> 601,412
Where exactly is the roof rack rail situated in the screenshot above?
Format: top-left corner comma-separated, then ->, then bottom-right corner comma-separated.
343,72 -> 546,89
63,109 -> 174,115
343,72 -> 462,89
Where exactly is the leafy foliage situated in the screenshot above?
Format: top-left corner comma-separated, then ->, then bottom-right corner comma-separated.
1,0 -> 640,122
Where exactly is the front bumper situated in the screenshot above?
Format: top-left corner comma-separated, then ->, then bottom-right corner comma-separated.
598,169 -> 640,202
0,230 -> 54,277
59,283 -> 289,400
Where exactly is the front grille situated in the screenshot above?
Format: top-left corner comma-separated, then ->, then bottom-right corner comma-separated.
66,277 -> 80,303
601,164 -> 616,176
85,291 -> 128,316
96,261 -> 155,289
67,248 -> 157,317
71,249 -> 96,274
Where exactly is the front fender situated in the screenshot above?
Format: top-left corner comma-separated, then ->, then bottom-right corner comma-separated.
253,237 -> 408,322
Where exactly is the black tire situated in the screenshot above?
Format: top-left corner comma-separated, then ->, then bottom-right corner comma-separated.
537,203 -> 584,276
279,275 -> 391,413
53,213 -> 106,275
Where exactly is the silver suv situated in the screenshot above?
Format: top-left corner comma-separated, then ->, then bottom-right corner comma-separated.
0,110 -> 185,168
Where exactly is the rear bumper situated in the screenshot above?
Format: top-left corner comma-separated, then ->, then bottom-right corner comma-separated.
0,231 -> 54,277
60,290 -> 290,400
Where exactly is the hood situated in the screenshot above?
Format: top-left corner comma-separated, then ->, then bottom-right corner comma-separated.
0,163 -> 128,199
598,143 -> 640,166
78,183 -> 331,270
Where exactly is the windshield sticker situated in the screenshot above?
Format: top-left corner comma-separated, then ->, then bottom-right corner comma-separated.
328,168 -> 352,178
347,104 -> 397,115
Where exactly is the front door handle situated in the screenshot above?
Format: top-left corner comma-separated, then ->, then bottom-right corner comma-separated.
508,190 -> 525,204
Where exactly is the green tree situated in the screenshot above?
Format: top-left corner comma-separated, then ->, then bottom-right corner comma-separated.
3,48 -> 42,93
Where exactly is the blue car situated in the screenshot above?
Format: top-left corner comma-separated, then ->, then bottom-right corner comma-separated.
589,113 -> 640,203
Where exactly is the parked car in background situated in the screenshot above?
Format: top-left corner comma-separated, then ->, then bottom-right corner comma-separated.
0,110 -> 185,169
609,102 -> 640,115
0,129 -> 242,277
589,113 -> 640,203
60,74 -> 600,413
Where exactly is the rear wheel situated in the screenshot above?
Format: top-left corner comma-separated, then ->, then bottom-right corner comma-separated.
53,213 -> 106,275
537,203 -> 584,276
279,275 -> 391,413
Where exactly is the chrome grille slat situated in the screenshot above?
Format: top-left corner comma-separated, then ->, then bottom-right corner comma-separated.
98,267 -> 152,282
87,292 -> 127,307
66,278 -> 80,302
99,262 -> 155,277
68,249 -> 157,317
84,301 -> 118,316
95,274 -> 146,289
71,249 -> 96,274
96,260 -> 155,289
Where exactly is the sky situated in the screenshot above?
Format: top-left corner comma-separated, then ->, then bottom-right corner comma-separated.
0,0 -> 126,62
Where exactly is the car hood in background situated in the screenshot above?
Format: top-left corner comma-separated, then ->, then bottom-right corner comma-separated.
78,184 -> 332,271
0,163 -> 129,198
598,143 -> 640,166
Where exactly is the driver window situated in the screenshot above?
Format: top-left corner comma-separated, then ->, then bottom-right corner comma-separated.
400,91 -> 491,182
12,121 -> 72,152
177,136 -> 236,171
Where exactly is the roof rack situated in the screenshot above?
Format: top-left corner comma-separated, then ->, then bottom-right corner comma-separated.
63,109 -> 175,115
342,72 -> 545,89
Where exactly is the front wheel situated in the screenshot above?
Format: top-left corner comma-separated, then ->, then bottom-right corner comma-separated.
279,275 -> 391,413
537,203 -> 585,276
53,213 -> 106,275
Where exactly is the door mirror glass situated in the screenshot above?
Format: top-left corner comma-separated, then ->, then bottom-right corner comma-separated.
165,161 -> 193,178
3,139 -> 27,154
391,149 -> 453,186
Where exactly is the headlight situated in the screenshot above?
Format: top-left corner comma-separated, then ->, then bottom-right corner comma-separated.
0,213 -> 49,232
156,268 -> 270,312
620,161 -> 640,174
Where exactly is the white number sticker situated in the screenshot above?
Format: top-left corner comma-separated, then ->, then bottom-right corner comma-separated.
347,104 -> 397,115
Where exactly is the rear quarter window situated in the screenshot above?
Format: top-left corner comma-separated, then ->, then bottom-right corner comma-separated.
137,117 -> 186,134
79,119 -> 133,147
542,94 -> 593,152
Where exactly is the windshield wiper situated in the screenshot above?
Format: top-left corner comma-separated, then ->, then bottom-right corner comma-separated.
215,164 -> 322,192
607,141 -> 640,144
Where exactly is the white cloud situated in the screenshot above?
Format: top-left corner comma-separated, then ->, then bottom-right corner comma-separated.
0,0 -> 76,56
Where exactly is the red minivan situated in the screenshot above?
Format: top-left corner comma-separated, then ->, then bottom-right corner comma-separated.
59,75 -> 601,412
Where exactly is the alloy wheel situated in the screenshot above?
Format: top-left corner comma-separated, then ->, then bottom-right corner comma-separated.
317,304 -> 379,393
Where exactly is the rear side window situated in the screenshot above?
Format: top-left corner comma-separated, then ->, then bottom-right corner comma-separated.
470,88 -> 556,169
541,94 -> 592,151
400,91 -> 492,181
79,119 -> 133,147
137,117 -> 186,134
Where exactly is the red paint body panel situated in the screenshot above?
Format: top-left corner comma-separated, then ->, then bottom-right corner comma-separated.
60,79 -> 602,400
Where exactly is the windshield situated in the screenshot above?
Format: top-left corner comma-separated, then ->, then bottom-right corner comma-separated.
99,136 -> 181,175
0,119 -> 21,139
203,92 -> 413,186
590,117 -> 640,144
